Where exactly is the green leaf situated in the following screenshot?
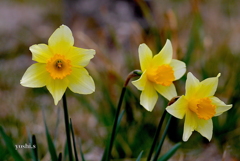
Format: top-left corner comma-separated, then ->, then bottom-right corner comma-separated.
58,152 -> 62,161
42,111 -> 58,161
31,135 -> 38,161
136,151 -> 144,161
101,110 -> 125,161
54,106 -> 61,142
78,139 -> 85,161
117,110 -> 125,131
101,146 -> 108,161
70,119 -> 79,161
153,115 -> 172,161
0,126 -> 25,161
184,12 -> 204,65
158,142 -> 182,161
63,140 -> 68,161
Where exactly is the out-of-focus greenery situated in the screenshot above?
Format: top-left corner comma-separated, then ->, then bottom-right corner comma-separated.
0,0 -> 240,160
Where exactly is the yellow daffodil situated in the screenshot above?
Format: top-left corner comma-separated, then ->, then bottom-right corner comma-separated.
21,25 -> 95,105
132,40 -> 186,111
166,72 -> 232,141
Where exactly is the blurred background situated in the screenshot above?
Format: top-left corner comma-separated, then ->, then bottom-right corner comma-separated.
0,0 -> 240,160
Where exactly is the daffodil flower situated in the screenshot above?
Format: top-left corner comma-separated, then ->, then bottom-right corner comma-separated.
132,40 -> 186,111
21,25 -> 95,105
166,72 -> 232,141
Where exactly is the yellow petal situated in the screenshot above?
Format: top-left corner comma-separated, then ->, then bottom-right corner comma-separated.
48,25 -> 74,55
46,78 -> 69,105
154,83 -> 177,100
152,39 -> 172,67
169,59 -> 186,80
183,109 -> 197,141
138,44 -> 153,71
68,67 -> 95,94
30,44 -> 54,63
210,96 -> 232,116
195,118 -> 213,141
195,74 -> 220,98
132,71 -> 147,91
20,63 -> 49,87
166,96 -> 188,119
140,81 -> 158,111
185,72 -> 200,99
67,47 -> 95,67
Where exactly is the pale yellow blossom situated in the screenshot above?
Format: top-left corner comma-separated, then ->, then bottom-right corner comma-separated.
166,72 -> 232,141
21,25 -> 95,105
132,40 -> 186,111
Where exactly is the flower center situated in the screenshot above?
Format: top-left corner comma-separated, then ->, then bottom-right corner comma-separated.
146,64 -> 175,86
188,97 -> 216,120
46,54 -> 72,79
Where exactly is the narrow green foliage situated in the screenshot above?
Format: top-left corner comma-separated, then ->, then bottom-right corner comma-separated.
63,140 -> 68,161
184,12 -> 204,65
42,111 -> 57,161
58,152 -> 62,161
44,122 -> 58,160
0,126 -> 25,161
153,115 -> 172,161
54,106 -> 61,142
77,96 -> 102,125
78,139 -> 85,161
31,135 -> 38,161
101,110 -> 125,161
134,0 -> 154,26
70,118 -> 79,161
136,151 -> 144,161
101,145 -> 108,161
157,142 -> 182,161
117,110 -> 125,131
147,110 -> 167,161
102,87 -> 127,161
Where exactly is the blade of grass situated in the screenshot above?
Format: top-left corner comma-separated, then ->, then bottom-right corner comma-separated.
0,126 -> 25,161
54,106 -> 61,143
101,87 -> 127,161
42,109 -> 57,161
101,110 -> 125,161
134,0 -> 154,25
147,110 -> 167,161
117,110 -> 125,131
184,12 -> 203,65
78,138 -> 85,161
58,152 -> 62,161
70,118 -> 79,161
101,70 -> 141,161
63,140 -> 68,161
157,142 -> 182,161
31,135 -> 38,161
153,115 -> 172,161
136,151 -> 144,161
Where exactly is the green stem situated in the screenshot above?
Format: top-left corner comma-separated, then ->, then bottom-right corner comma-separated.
63,93 -> 73,161
105,70 -> 142,161
147,110 -> 167,161
152,114 -> 172,161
